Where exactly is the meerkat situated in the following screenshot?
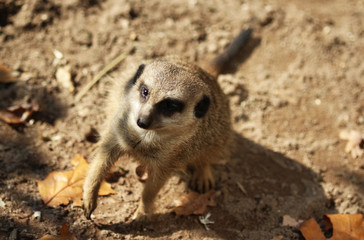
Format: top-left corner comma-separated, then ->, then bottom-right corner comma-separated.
83,28 -> 253,220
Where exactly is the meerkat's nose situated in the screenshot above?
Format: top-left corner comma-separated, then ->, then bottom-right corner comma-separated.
137,117 -> 152,129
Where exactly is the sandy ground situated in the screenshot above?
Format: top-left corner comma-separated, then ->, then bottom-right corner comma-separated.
0,0 -> 363,239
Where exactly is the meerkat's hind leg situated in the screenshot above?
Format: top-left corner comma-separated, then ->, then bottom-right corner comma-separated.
132,168 -> 170,222
189,162 -> 215,193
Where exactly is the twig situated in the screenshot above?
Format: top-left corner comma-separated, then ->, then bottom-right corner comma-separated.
75,48 -> 131,102
236,181 -> 247,195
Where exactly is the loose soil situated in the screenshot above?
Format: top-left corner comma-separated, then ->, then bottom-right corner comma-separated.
0,0 -> 363,239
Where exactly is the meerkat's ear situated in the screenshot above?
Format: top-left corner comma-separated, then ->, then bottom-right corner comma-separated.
125,64 -> 145,91
194,95 -> 210,118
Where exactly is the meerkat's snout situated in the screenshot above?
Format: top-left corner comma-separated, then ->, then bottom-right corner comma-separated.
136,103 -> 155,129
137,115 -> 153,129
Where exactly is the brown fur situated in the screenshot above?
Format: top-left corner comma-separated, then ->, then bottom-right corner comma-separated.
83,29 -> 252,220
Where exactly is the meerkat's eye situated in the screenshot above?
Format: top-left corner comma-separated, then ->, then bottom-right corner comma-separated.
141,85 -> 149,98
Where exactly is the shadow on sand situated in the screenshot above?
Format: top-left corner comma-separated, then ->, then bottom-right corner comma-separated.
96,132 -> 329,239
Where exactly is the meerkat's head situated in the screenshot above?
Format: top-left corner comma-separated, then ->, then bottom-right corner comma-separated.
124,60 -> 211,136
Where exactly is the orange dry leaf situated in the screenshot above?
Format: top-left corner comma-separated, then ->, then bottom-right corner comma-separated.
172,190 -> 216,216
37,154 -> 116,207
299,214 -> 364,240
299,218 -> 326,240
0,103 -> 39,124
37,224 -> 77,240
0,64 -> 15,83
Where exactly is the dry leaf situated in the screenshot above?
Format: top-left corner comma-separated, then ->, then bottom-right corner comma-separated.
282,215 -> 303,228
299,214 -> 364,240
339,130 -> 364,158
0,64 -> 15,83
172,190 -> 216,216
37,224 -> 77,240
325,214 -> 364,240
0,103 -> 39,124
299,218 -> 326,240
37,154 -> 115,207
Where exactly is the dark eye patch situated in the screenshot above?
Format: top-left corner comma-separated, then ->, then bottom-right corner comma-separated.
156,98 -> 185,117
194,95 -> 210,118
125,64 -> 145,92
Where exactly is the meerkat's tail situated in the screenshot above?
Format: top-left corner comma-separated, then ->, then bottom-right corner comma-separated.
204,28 -> 253,77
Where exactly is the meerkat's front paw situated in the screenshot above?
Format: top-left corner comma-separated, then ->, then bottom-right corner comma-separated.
190,165 -> 215,193
83,194 -> 97,219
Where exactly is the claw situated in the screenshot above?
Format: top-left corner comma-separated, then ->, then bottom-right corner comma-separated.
82,195 -> 97,220
189,165 -> 215,193
83,205 -> 94,220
